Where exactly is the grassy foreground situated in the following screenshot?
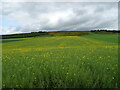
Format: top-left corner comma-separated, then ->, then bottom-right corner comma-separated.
2,34 -> 118,88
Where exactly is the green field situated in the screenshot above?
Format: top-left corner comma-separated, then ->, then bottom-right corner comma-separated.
2,34 -> 119,88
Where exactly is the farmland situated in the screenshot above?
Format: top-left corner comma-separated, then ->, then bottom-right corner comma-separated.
2,33 -> 119,88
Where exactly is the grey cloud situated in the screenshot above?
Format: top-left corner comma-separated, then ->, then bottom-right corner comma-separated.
2,2 -> 118,34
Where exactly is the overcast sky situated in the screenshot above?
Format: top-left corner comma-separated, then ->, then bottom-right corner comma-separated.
1,2 -> 118,35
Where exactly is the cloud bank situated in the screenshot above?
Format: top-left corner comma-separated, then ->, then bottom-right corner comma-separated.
1,2 -> 118,34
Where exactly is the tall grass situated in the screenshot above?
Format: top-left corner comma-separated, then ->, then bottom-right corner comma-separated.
2,35 -> 118,88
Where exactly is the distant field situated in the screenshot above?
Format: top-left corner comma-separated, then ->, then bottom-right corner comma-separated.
2,34 -> 118,88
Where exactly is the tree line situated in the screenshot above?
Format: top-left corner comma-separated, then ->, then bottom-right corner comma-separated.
1,31 -> 48,39
1,30 -> 119,39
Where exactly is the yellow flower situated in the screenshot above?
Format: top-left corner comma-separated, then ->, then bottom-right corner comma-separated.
83,56 -> 85,58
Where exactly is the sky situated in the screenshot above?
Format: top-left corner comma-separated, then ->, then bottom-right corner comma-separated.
1,2 -> 118,35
